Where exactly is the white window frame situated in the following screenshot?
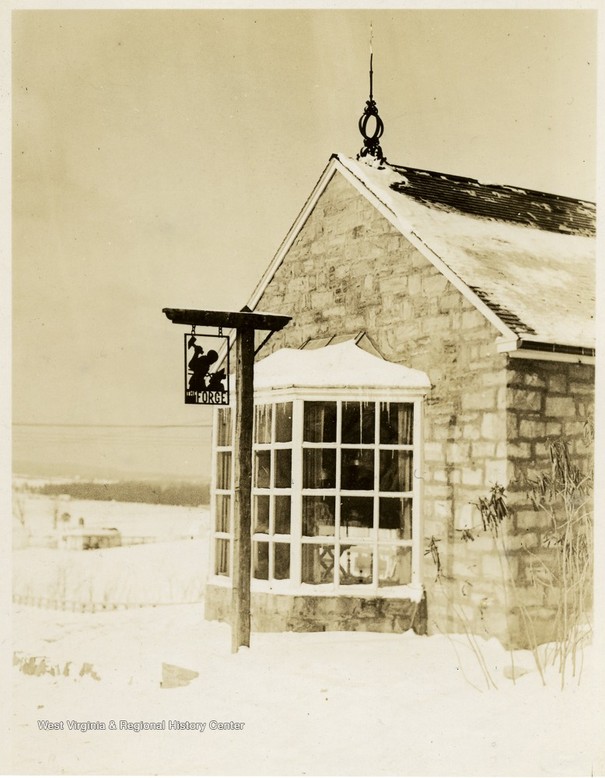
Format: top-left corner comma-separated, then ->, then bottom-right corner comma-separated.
209,386 -> 425,597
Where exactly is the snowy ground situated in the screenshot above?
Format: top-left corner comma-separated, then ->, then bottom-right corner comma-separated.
9,497 -> 603,775
13,493 -> 206,541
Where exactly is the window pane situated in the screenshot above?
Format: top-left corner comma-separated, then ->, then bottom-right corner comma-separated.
380,450 -> 413,492
253,541 -> 269,580
275,402 -> 293,442
216,452 -> 232,490
254,451 -> 271,488
254,404 -> 272,444
215,494 -> 231,533
380,403 -> 414,445
214,539 -> 230,576
217,407 -> 232,446
378,546 -> 412,586
274,449 -> 292,488
339,544 -> 373,585
274,496 -> 291,535
340,496 -> 373,538
341,449 -> 374,490
302,544 -> 335,584
302,496 -> 335,537
253,495 -> 270,534
303,401 -> 337,442
273,543 -> 290,580
303,449 -> 336,489
342,401 -> 375,444
379,497 -> 412,540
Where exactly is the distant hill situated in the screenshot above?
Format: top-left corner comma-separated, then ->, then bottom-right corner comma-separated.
13,459 -> 206,482
24,478 -> 210,508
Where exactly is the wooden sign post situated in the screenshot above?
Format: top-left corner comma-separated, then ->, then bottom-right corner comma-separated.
163,307 -> 291,652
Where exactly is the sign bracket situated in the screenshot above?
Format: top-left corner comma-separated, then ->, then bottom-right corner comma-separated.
163,306 -> 292,652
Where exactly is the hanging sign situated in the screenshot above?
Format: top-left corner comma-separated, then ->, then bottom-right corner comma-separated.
184,331 -> 229,405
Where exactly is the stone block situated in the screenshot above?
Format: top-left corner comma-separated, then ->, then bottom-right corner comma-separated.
462,390 -> 496,412
515,510 -> 542,530
471,441 -> 496,458
505,532 -> 539,551
460,533 -> 494,553
563,421 -> 587,437
506,413 -> 519,437
461,467 -> 484,487
545,396 -> 576,418
511,585 -> 546,609
568,364 -> 594,382
462,310 -> 488,330
434,500 -> 453,518
569,382 -> 594,396
424,441 -> 445,462
449,312 -> 462,330
547,374 -> 567,393
519,419 -> 547,439
424,484 -> 453,500
484,459 -> 507,485
446,441 -> 471,463
438,292 -> 460,312
462,425 -> 481,441
508,388 -> 543,412
508,442 -> 531,459
546,422 -> 562,436
522,372 -> 547,388
533,442 -> 552,459
481,551 -> 515,580
429,422 -> 452,441
422,274 -> 449,296
411,249 -> 431,270
452,559 -> 478,579
480,371 -> 504,388
482,412 -> 507,440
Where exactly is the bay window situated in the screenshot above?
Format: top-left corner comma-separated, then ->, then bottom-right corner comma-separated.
211,393 -> 424,592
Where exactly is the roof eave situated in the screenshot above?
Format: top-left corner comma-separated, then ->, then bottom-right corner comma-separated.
496,336 -> 595,365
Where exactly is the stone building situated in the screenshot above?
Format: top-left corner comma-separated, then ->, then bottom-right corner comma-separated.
205,119 -> 595,648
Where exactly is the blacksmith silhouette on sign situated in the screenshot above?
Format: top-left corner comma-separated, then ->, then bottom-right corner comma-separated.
187,336 -> 224,392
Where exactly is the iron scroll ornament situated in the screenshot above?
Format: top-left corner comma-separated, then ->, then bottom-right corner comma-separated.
358,98 -> 385,163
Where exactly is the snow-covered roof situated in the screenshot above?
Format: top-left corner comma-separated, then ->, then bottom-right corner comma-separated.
336,155 -> 595,350
254,341 -> 431,392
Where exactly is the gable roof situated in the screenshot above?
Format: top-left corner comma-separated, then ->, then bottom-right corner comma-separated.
249,154 -> 595,357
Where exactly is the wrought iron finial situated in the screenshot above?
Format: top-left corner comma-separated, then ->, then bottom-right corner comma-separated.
357,26 -> 386,165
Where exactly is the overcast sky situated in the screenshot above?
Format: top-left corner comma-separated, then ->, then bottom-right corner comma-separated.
9,6 -> 598,475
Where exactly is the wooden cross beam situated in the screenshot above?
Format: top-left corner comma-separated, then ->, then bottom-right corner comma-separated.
163,307 -> 292,652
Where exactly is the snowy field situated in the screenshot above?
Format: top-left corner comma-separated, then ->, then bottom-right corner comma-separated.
13,492 -> 207,541
10,496 -> 604,775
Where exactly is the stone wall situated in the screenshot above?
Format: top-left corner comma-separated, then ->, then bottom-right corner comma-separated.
254,170 -> 511,637
435,358 -> 595,648
249,168 -> 594,646
503,359 -> 594,646
206,584 -> 428,635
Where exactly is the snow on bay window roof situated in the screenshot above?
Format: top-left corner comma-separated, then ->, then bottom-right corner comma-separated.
254,341 -> 431,392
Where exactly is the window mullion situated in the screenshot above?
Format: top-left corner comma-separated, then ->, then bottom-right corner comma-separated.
373,400 -> 380,588
209,407 -> 219,577
334,400 -> 342,588
290,399 -> 303,586
411,398 -> 423,585
268,403 -> 276,582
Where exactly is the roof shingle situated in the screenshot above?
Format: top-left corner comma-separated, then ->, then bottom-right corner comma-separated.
337,155 -> 595,350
